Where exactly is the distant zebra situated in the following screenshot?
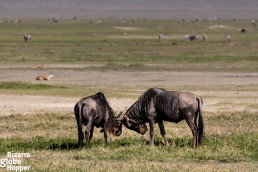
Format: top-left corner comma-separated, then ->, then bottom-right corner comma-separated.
224,34 -> 230,43
158,34 -> 164,41
203,34 -> 208,42
24,33 -> 32,42
251,20 -> 257,27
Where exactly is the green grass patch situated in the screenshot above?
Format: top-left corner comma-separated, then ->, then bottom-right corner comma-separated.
0,19 -> 258,72
0,82 -> 63,90
0,111 -> 257,171
0,133 -> 257,162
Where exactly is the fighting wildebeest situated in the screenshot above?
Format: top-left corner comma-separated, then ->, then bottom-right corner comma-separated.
74,92 -> 122,148
24,33 -> 31,42
117,88 -> 204,148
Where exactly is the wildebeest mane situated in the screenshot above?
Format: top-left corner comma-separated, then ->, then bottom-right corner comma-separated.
96,92 -> 114,117
126,88 -> 166,123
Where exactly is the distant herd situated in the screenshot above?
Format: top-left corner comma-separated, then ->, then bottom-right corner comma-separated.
74,88 -> 204,148
14,18 -> 255,148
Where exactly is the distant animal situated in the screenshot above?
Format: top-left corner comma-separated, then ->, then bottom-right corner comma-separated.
186,35 -> 198,41
24,34 -> 31,42
36,74 -> 54,81
158,34 -> 164,41
224,34 -> 230,43
171,42 -> 178,45
52,18 -> 59,23
37,64 -> 45,69
117,88 -> 204,148
251,20 -> 257,27
241,28 -> 246,33
74,92 -> 122,148
203,34 -> 208,42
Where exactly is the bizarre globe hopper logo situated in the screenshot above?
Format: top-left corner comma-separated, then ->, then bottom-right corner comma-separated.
0,151 -> 31,171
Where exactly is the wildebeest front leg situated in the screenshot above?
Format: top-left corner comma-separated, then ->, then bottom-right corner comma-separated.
148,116 -> 155,146
157,121 -> 169,146
103,123 -> 108,145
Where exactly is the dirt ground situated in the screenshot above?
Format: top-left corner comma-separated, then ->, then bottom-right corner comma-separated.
0,64 -> 258,115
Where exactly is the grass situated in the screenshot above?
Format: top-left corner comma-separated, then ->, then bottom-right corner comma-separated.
1,82 -> 258,98
0,19 -> 258,171
0,19 -> 257,72
0,111 -> 257,171
0,81 -> 61,90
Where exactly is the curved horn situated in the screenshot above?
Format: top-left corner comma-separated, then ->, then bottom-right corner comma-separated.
116,112 -> 124,121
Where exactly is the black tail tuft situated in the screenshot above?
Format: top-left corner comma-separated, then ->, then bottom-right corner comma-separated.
197,97 -> 204,145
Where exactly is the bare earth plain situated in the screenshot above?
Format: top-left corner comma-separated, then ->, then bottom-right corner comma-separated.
1,64 -> 258,115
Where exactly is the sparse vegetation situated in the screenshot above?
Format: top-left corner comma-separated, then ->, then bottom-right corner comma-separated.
0,19 -> 257,171
0,82 -> 60,90
0,111 -> 257,171
0,19 -> 257,72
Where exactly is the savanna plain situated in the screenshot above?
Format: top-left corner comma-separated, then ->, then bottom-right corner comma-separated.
0,19 -> 257,171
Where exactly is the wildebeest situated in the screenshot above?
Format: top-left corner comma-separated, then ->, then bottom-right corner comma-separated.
185,35 -> 199,41
74,92 -> 122,148
24,33 -> 31,42
117,88 -> 204,148
241,28 -> 247,33
52,18 -> 59,23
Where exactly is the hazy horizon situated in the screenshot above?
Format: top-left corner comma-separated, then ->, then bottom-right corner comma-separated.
0,0 -> 258,19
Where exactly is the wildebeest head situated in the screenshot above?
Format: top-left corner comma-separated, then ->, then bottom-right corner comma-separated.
117,113 -> 148,135
102,112 -> 123,136
108,120 -> 123,136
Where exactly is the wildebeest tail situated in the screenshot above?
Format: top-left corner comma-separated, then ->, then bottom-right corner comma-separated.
74,102 -> 84,148
197,97 -> 204,145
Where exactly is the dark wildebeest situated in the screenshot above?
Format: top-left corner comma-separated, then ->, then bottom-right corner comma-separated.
52,18 -> 59,23
24,33 -> 31,42
241,28 -> 247,33
74,92 -> 122,148
117,88 -> 204,148
188,35 -> 198,41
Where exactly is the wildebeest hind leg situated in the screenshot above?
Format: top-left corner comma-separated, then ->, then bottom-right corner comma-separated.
186,119 -> 198,148
157,121 -> 169,146
77,124 -> 84,149
85,121 -> 93,147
